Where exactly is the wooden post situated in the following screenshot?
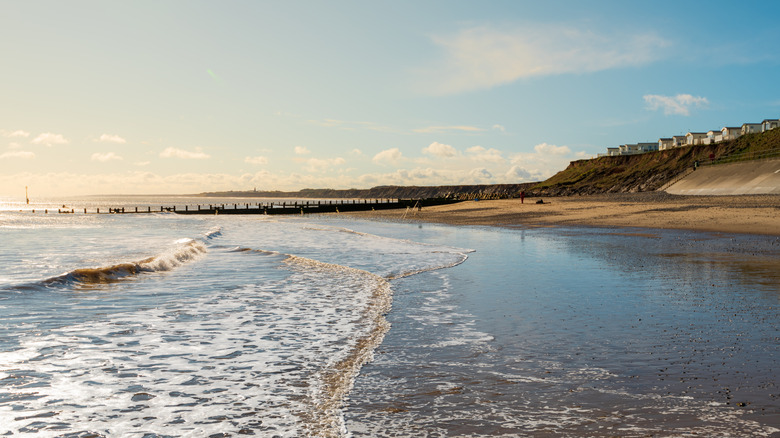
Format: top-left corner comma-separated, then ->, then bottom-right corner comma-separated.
185,205 -> 188,211
45,209 -> 48,214
148,206 -> 151,213
135,207 -> 138,213
84,208 -> 87,214
97,208 -> 99,213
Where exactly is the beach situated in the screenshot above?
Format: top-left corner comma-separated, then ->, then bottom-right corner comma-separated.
347,192 -> 780,236
1,196 -> 779,436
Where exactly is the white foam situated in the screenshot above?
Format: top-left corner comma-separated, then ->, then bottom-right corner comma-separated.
0,252 -> 392,437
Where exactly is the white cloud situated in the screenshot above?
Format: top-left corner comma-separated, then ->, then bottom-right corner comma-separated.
8,142 -> 21,149
534,143 -> 571,155
373,148 -> 404,165
0,150 -> 35,159
244,156 -> 269,165
98,134 -> 127,144
505,165 -> 534,181
159,147 -> 210,160
1,130 -> 30,138
31,133 -> 69,146
422,142 -> 458,158
466,145 -> 505,163
469,168 -> 494,181
91,152 -> 123,162
508,142 -> 581,181
419,25 -> 669,94
492,124 -> 506,132
350,149 -> 363,156
294,146 -> 311,155
413,125 -> 484,134
643,94 -> 709,116
304,157 -> 346,173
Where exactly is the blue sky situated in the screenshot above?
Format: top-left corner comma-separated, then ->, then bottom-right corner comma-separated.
2,0 -> 779,197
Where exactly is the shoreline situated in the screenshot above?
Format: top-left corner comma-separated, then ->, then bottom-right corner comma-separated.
344,192 -> 780,237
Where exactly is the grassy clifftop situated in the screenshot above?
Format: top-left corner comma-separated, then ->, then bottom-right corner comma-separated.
531,128 -> 780,196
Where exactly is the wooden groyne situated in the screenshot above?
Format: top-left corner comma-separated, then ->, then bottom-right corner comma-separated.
175,198 -> 458,215
28,198 -> 460,215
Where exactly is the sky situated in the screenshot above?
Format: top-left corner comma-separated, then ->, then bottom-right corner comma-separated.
2,0 -> 779,197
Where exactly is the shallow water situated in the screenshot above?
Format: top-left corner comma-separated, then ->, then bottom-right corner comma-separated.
0,199 -> 778,437
340,222 -> 780,437
0,207 -> 468,437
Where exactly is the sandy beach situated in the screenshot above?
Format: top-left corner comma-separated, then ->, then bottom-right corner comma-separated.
347,192 -> 780,236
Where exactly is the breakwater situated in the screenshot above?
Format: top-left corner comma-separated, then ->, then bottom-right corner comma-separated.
27,198 -> 460,215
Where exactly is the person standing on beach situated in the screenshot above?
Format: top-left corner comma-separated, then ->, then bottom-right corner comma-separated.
520,191 -> 525,204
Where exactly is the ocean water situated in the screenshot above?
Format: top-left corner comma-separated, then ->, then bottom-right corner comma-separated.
0,197 -> 778,437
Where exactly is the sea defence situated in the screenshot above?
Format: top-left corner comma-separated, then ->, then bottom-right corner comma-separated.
173,198 -> 457,215
665,159 -> 780,195
22,199 -> 462,215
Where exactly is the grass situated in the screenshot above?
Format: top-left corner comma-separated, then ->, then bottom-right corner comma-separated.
531,128 -> 780,196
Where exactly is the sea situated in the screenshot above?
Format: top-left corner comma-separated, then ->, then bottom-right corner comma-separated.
0,196 -> 778,437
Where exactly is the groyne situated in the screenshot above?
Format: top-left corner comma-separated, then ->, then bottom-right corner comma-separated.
27,198 -> 460,215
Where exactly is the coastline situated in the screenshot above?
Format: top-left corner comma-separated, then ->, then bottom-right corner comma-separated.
344,192 -> 780,236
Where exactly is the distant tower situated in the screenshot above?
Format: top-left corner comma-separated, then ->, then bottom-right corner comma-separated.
25,186 -> 29,205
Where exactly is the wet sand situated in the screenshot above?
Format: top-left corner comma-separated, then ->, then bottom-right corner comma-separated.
346,192 -> 780,236
342,212 -> 780,436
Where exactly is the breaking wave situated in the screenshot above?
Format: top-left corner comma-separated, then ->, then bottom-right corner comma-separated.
284,255 -> 392,437
32,239 -> 207,289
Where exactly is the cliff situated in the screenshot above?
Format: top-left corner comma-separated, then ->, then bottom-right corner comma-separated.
530,128 -> 780,196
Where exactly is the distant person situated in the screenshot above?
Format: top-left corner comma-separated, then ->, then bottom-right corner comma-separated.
520,191 -> 525,204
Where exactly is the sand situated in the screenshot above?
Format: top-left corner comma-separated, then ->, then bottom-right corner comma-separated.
346,192 -> 780,236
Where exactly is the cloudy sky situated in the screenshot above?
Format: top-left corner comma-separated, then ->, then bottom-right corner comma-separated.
2,0 -> 779,197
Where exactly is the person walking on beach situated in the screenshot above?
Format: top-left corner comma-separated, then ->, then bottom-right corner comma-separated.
520,191 -> 525,204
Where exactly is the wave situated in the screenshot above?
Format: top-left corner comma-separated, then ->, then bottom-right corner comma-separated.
284,254 -> 392,437
25,239 -> 208,290
385,251 -> 470,280
230,244 -> 467,437
204,226 -> 223,239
